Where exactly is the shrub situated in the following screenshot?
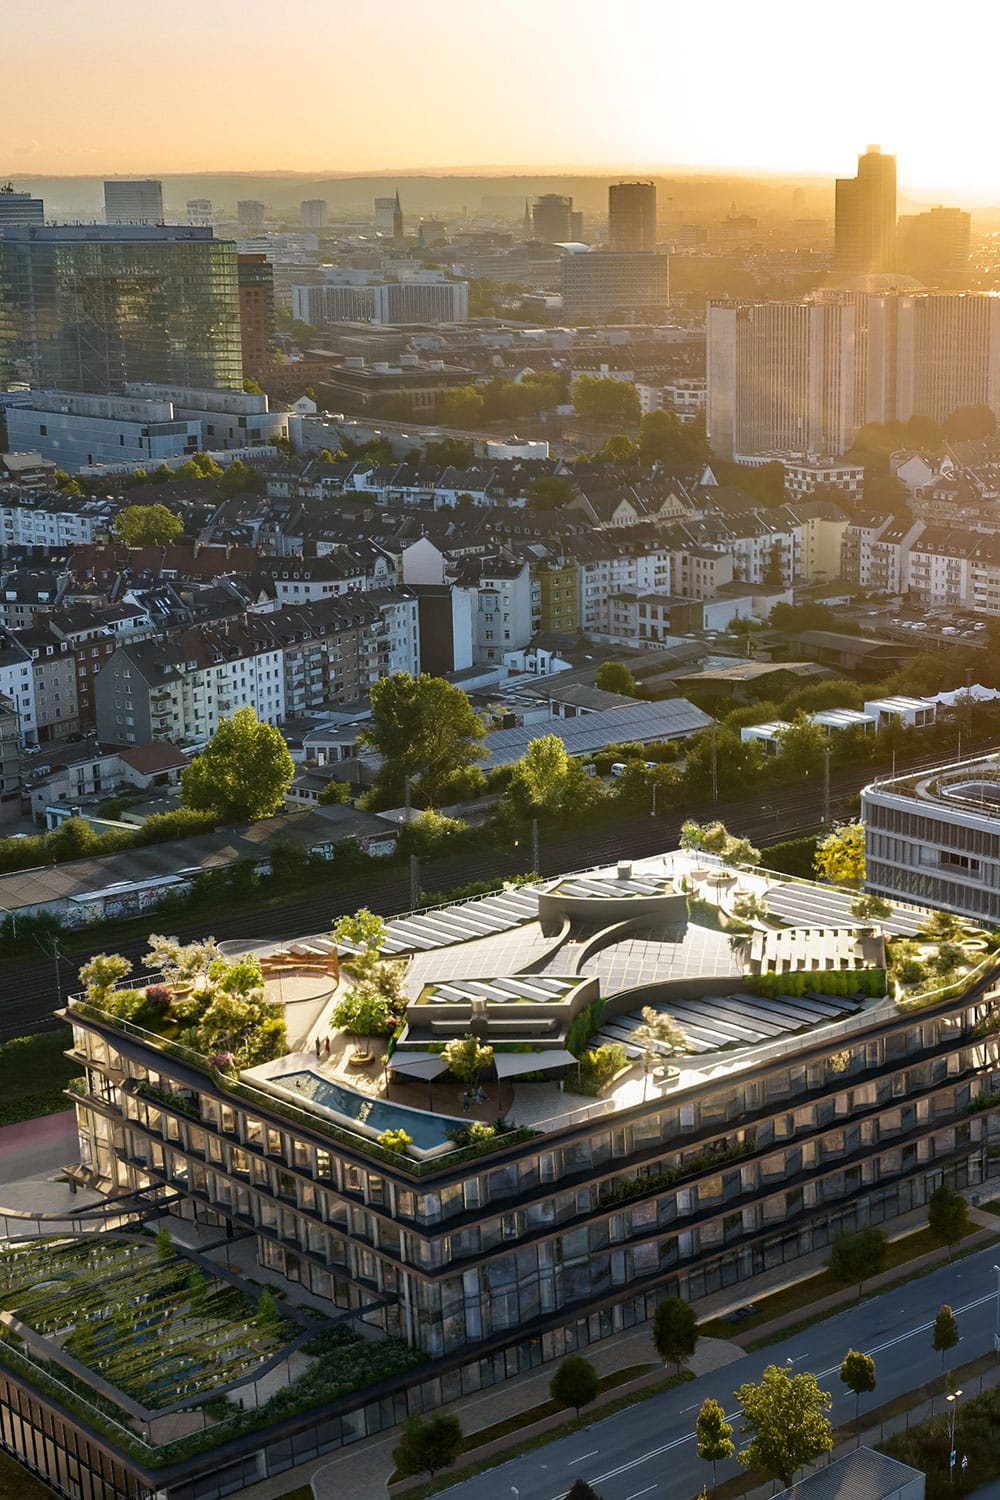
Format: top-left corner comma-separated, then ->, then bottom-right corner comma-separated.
579,1042 -> 628,1088
377,1128 -> 413,1154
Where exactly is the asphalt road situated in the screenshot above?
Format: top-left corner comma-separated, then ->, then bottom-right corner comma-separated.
443,1245 -> 1000,1500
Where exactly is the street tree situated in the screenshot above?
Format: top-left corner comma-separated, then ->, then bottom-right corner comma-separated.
573,374 -> 641,427
360,672 -> 486,807
442,1033 -> 493,1086
813,821 -> 866,887
696,1396 -> 735,1490
596,433 -> 639,465
839,1349 -> 876,1426
439,386 -> 485,427
596,661 -> 638,695
392,1412 -> 463,1480
735,1365 -> 833,1489
505,734 -> 601,824
932,1303 -> 959,1375
928,1186 -> 970,1258
774,714 -> 827,782
653,1295 -> 699,1374
550,1355 -> 600,1416
826,1226 -> 888,1296
180,706 -> 295,822
113,503 -> 183,545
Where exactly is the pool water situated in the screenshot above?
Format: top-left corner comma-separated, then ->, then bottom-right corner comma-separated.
279,1070 -> 464,1154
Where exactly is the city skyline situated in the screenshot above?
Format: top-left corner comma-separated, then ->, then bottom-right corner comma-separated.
9,0 -> 1000,200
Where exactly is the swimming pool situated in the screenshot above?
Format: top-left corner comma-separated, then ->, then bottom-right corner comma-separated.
270,1070 -> 466,1156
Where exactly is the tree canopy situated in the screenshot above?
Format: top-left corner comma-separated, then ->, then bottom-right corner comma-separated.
735,1365 -> 833,1488
392,1413 -> 463,1480
640,408 -> 710,466
441,1033 -> 493,1085
550,1355 -> 600,1416
504,734 -> 600,824
596,661 -> 638,696
827,1226 -> 888,1295
652,1296 -> 699,1372
927,1185 -> 970,1256
813,821 -> 866,887
113,503 -> 184,545
839,1350 -> 876,1424
573,374 -> 641,427
180,706 -> 295,823
360,672 -> 486,807
932,1304 -> 959,1372
696,1396 -> 735,1487
527,474 -> 576,510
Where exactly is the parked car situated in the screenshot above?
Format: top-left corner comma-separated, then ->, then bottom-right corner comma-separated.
610,763 -> 627,777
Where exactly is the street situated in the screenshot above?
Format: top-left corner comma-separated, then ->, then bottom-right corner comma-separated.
442,1244 -> 1000,1500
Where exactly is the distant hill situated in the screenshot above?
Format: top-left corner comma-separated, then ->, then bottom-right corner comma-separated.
7,170 -> 836,222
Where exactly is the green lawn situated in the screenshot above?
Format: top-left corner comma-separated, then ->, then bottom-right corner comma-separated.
0,1451 -> 56,1497
0,1029 -> 78,1125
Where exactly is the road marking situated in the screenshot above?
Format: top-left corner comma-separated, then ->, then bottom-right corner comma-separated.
680,1402 -> 700,1412
588,1287 -> 999,1488
568,1449 -> 599,1464
626,1487 -> 658,1499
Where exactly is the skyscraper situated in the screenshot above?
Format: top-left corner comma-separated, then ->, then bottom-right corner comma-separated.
896,206 -> 971,283
532,194 -> 573,244
186,199 -> 213,227
834,145 -> 896,276
237,253 -> 274,380
608,181 -> 657,251
300,199 -> 329,229
706,298 -> 857,459
104,179 -> 164,225
0,226 -> 243,393
237,200 -> 266,232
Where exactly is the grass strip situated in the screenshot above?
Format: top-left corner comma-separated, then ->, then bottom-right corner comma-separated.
0,1030 -> 78,1125
390,1369 -> 692,1497
0,1452 -> 57,1499
700,1226 -> 985,1344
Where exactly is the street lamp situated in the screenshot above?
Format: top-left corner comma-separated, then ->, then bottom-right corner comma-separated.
651,779 -> 658,818
993,1265 -> 1000,1356
946,1389 -> 963,1481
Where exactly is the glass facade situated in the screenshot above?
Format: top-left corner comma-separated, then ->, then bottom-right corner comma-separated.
0,227 -> 243,392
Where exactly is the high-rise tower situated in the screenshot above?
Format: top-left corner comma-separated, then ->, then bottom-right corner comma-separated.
608,181 -> 657,252
834,145 -> 897,276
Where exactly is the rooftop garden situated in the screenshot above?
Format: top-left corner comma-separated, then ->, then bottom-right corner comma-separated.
0,1234 -> 425,1466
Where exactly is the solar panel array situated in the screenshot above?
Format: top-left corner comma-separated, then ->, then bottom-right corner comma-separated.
576,927 -> 742,991
481,699 -> 711,768
420,976 -> 576,1006
328,885 -> 542,959
595,988 -> 864,1057
555,874 -> 672,899
764,885 -> 923,936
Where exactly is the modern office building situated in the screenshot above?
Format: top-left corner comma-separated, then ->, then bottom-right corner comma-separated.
236,252 -> 274,379
894,292 -> 1000,424
834,144 -> 896,276
863,753 -> 1000,921
300,198 -> 328,229
39,847 -> 999,1498
237,200 -> 266,232
293,271 -> 467,327
0,185 -> 44,226
186,198 -> 213,227
374,193 -> 403,239
0,226 -> 244,393
897,205 -> 971,282
706,298 -> 857,459
5,391 -> 202,472
532,193 -> 574,244
104,178 -> 164,225
123,382 -> 287,449
608,181 -> 657,251
561,249 -> 669,322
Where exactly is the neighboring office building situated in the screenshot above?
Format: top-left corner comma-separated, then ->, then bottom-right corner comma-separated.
863,753 -> 1000,921
0,226 -> 244,394
124,383 -> 287,450
897,205 -> 970,282
237,199 -> 266,231
706,299 -> 857,460
237,252 -> 274,380
300,198 -> 328,229
316,357 -> 472,418
186,198 -> 213,227
104,178 -> 164,225
293,271 -> 467,327
5,392 -> 201,472
608,180 -> 657,251
834,144 -> 896,275
561,250 -> 669,322
374,192 -> 403,239
532,193 -> 573,243
0,185 -> 44,226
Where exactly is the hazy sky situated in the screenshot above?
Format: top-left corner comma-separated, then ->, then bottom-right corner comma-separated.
11,0 -> 1000,198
